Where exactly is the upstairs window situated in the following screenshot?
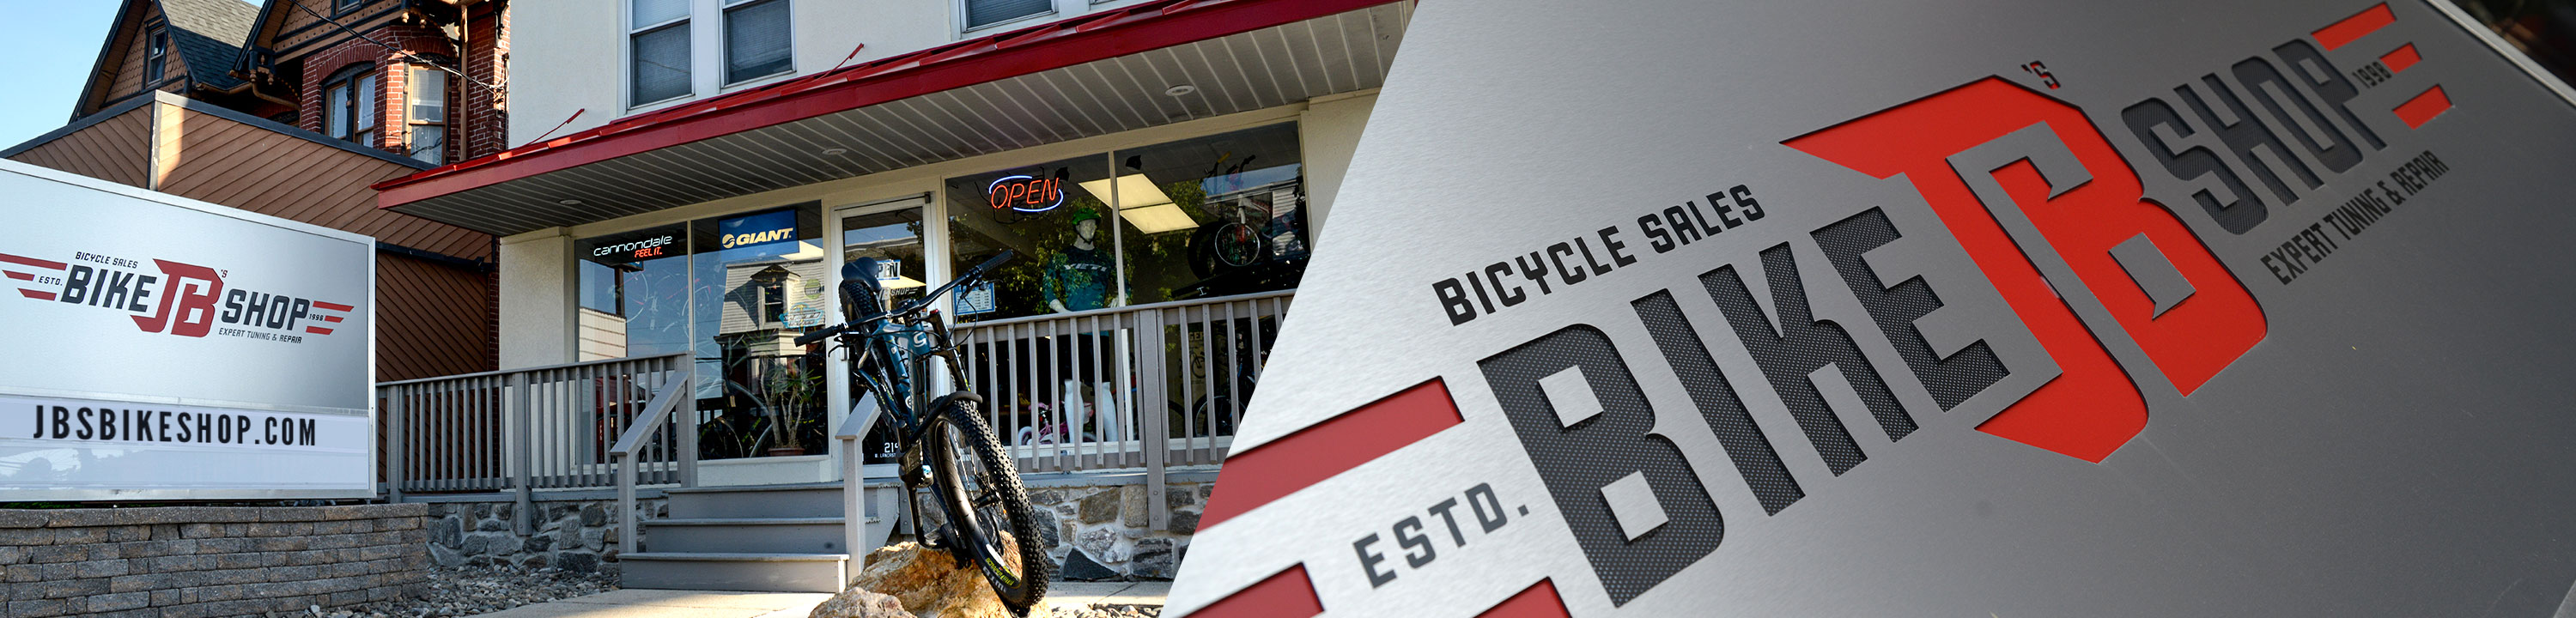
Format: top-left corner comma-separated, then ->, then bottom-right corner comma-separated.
335,0 -> 364,14
324,65 -> 380,147
143,30 -> 167,82
407,65 -> 450,163
630,0 -> 692,105
723,0 -> 792,84
965,0 -> 1051,31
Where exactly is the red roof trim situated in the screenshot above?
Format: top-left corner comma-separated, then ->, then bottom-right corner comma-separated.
375,0 -> 1401,209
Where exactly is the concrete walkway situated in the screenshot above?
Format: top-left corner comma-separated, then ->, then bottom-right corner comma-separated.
471,582 -> 1172,617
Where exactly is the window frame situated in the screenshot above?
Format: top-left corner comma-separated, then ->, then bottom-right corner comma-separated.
720,0 -> 794,87
627,0 -> 696,109
321,64 -> 380,147
405,64 -> 451,164
333,0 -> 366,15
143,29 -> 167,84
959,0 -> 1057,34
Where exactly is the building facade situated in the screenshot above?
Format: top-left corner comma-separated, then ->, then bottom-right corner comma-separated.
11,0 -> 511,382
371,0 -> 1408,582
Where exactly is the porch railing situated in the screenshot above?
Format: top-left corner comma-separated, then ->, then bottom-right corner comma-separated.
377,291 -> 1292,535
376,353 -> 696,532
951,290 -> 1292,528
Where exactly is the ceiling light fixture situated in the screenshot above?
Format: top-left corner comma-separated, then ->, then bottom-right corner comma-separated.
822,148 -> 849,156
1164,84 -> 1197,97
1078,174 -> 1197,234
557,198 -> 584,206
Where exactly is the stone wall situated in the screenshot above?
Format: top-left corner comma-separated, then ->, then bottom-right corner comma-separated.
1024,481 -> 1210,580
421,497 -> 665,574
0,503 -> 428,618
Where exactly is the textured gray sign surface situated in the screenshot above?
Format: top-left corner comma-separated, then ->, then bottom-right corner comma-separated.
1170,1 -> 2576,615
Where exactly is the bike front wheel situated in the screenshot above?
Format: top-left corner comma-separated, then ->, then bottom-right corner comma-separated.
928,396 -> 1053,615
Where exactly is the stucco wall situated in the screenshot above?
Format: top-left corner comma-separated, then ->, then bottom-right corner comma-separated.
509,0 -> 1171,148
498,229 -> 574,368
1298,91 -> 1379,245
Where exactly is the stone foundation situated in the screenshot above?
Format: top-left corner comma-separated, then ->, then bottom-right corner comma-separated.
1024,481 -> 1209,579
419,497 -> 665,574
0,503 -> 428,618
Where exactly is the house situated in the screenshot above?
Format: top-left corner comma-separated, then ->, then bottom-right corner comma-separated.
6,0 -> 513,382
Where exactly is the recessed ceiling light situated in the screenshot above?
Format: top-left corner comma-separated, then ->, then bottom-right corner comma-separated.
1164,84 -> 1197,97
557,199 -> 584,206
822,148 -> 849,156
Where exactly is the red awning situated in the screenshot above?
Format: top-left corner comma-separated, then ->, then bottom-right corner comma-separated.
374,0 -> 1409,235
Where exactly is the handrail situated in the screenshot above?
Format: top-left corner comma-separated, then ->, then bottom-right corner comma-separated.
378,352 -> 690,387
837,397 -> 881,560
611,365 -> 697,554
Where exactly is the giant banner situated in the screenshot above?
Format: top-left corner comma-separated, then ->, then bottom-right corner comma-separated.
1171,1 -> 2576,615
0,160 -> 374,500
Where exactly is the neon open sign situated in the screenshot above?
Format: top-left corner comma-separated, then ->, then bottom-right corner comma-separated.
987,174 -> 1066,213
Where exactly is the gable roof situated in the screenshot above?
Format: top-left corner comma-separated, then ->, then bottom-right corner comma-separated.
157,0 -> 259,91
70,0 -> 259,119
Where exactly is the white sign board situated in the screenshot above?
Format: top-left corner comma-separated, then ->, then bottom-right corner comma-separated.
0,160 -> 374,500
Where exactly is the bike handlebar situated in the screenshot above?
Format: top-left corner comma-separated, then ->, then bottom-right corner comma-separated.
793,250 -> 1014,348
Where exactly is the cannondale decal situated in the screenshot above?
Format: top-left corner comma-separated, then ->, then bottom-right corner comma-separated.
1191,3 -> 2474,615
0,249 -> 354,342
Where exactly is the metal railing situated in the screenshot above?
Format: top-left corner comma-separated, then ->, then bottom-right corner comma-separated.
377,353 -> 696,533
951,290 -> 1291,528
380,292 -> 1291,536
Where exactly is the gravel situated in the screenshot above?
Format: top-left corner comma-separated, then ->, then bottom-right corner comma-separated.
275,566 -> 620,618
1045,603 -> 1163,618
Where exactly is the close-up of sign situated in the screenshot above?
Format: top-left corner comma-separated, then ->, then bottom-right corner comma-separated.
1171,1 -> 2576,615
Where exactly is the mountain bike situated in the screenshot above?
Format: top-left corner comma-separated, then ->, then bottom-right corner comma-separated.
794,250 -> 1051,615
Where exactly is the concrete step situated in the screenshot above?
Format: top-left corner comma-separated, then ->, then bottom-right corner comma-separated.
618,552 -> 849,593
647,517 -> 871,554
665,482 -> 845,519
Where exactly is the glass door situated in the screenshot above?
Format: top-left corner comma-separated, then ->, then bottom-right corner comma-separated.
828,198 -> 935,475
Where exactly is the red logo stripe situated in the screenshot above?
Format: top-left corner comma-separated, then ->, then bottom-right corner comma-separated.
0,252 -> 66,271
2381,43 -> 2421,73
3,271 -> 30,281
2314,3 -> 2395,51
312,301 -> 356,312
1200,379 -> 1465,528
19,290 -> 57,301
1476,579 -> 1573,617
305,327 -> 335,336
320,315 -> 345,323
2396,85 -> 2453,128
1192,564 -> 1323,618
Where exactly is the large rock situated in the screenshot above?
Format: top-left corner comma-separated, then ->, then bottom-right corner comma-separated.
809,588 -> 912,618
843,542 -> 1013,618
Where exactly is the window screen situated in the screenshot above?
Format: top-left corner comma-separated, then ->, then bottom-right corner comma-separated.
725,0 -> 792,83
966,0 -> 1051,30
631,24 -> 691,104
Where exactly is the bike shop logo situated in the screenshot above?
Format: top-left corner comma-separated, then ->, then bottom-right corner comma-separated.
1194,3 -> 2463,615
0,248 -> 354,342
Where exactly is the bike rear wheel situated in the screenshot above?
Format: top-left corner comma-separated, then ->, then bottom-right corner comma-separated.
927,396 -> 1053,615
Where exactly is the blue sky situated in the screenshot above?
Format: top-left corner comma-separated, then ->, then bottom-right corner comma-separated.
0,2 -> 131,148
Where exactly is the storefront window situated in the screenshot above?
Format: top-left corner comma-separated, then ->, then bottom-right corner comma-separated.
945,154 -> 1116,321
943,123 -> 1309,320
687,203 -> 829,459
1112,123 -> 1308,303
577,224 -> 690,362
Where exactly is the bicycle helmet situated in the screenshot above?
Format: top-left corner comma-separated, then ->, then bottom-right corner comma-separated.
839,258 -> 888,321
